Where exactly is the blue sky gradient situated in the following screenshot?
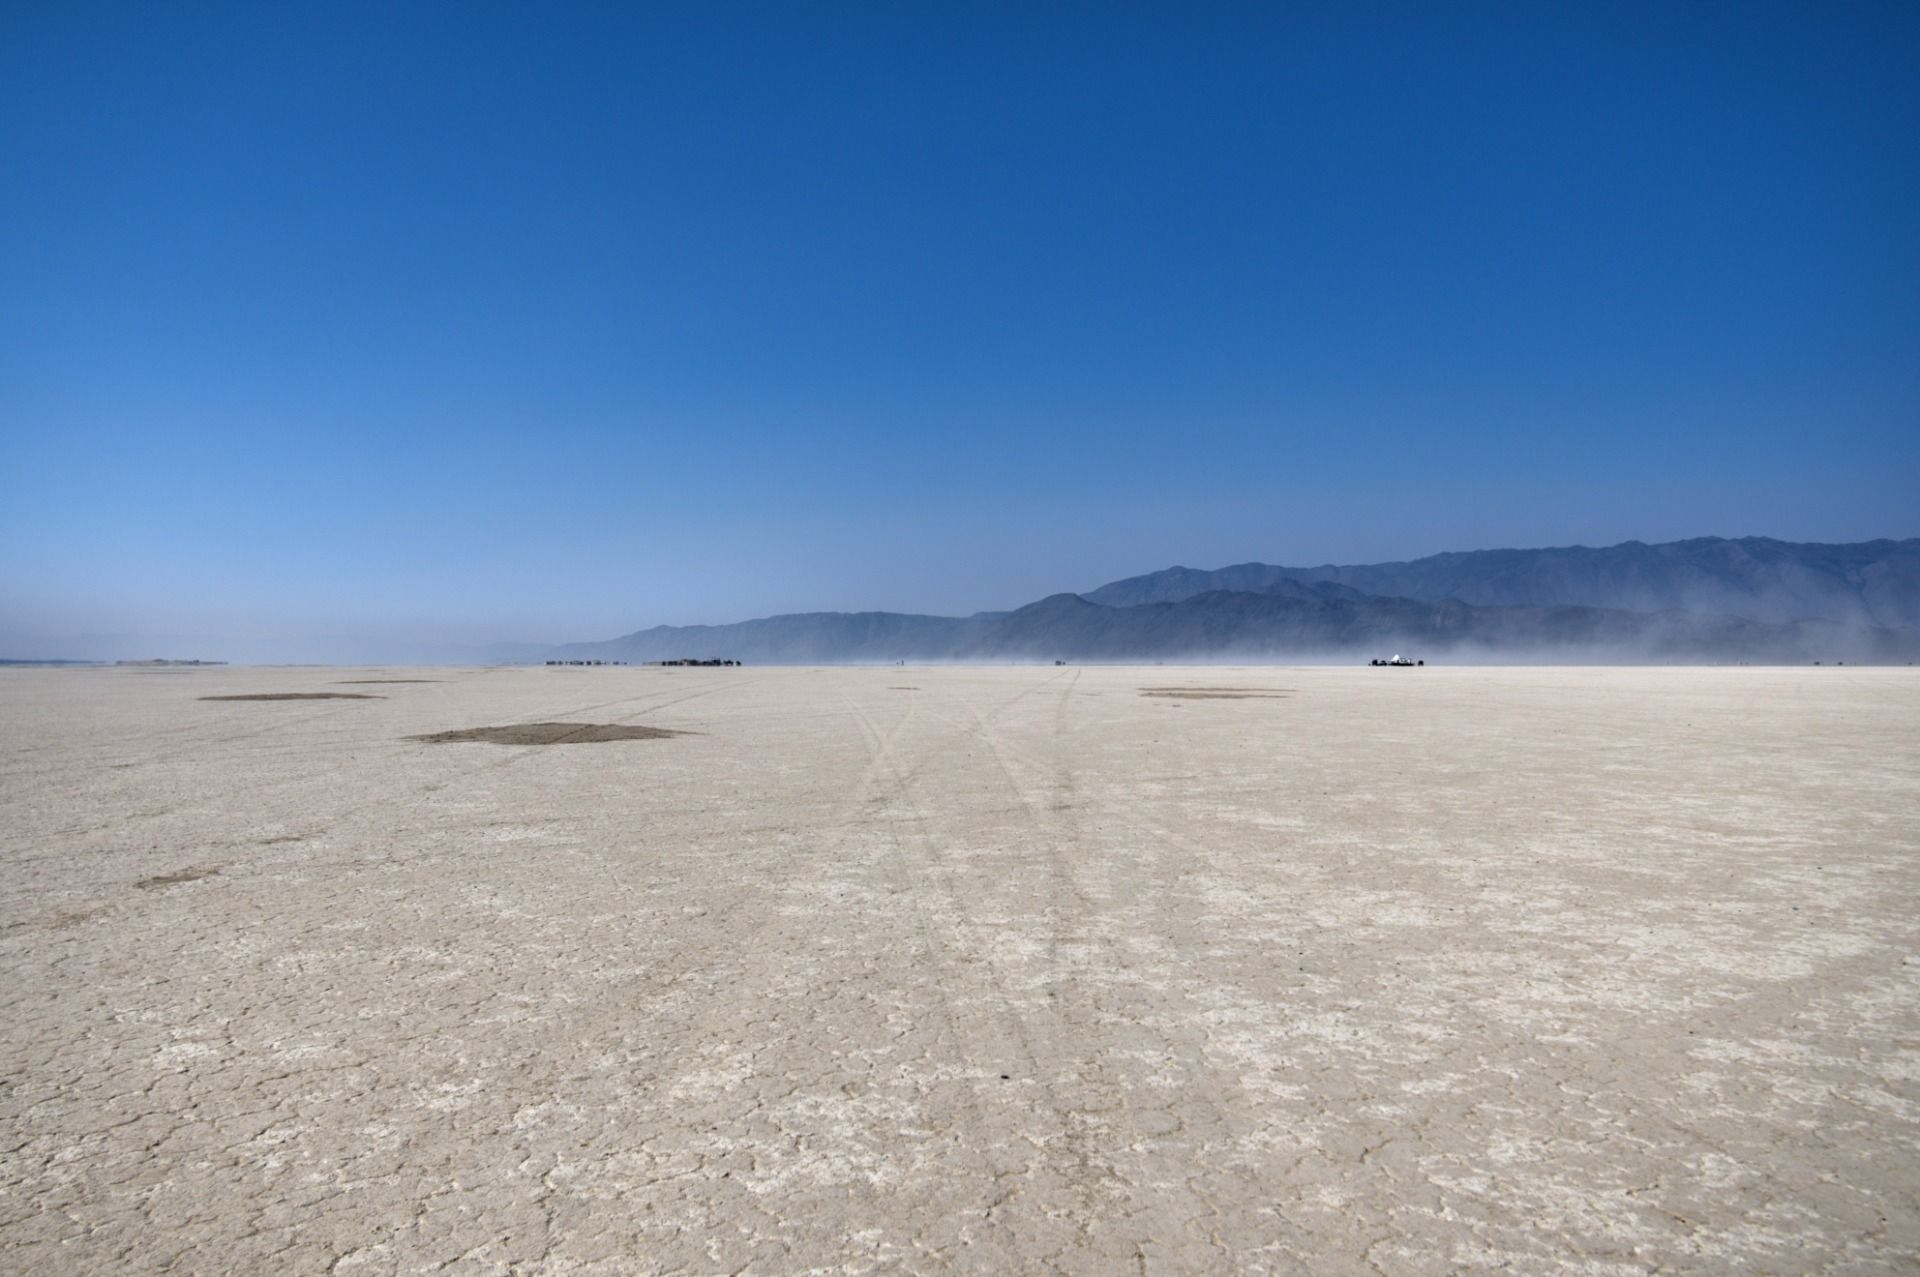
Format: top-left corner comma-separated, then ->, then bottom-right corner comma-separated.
3,3 -> 1916,659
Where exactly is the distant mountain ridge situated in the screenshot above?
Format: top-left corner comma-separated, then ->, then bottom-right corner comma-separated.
551,536 -> 1920,664
1085,536 -> 1920,628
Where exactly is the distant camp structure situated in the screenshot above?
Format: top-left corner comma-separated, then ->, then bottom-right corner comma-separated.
544,658 -> 741,667
1369,655 -> 1423,667
116,658 -> 227,666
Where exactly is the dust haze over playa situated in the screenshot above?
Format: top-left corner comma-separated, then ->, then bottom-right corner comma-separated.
4,4 -> 1920,1276
545,536 -> 1920,667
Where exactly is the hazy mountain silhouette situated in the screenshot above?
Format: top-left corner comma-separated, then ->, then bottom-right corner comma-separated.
1084,536 -> 1920,628
955,590 -> 1909,662
551,536 -> 1920,664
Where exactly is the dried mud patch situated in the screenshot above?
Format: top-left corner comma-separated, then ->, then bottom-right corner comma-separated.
200,693 -> 382,701
1140,687 -> 1292,700
408,722 -> 690,746
47,906 -> 111,930
135,866 -> 220,890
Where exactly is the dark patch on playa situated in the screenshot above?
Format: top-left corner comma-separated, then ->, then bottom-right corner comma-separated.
408,722 -> 689,746
1140,687 -> 1291,700
888,686 -> 919,691
337,679 -> 440,684
200,693 -> 382,701
136,867 -> 220,890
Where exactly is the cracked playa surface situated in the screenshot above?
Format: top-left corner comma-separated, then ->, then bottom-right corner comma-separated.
1,664 -> 1916,1276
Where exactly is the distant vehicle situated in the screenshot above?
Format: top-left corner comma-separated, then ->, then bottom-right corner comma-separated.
1370,655 -> 1422,667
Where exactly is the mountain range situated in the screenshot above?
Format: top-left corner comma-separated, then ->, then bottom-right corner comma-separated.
550,536 -> 1920,664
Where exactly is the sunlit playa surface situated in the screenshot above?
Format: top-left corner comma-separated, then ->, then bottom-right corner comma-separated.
1,664 -> 1916,1274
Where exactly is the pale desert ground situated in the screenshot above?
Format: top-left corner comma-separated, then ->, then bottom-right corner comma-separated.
1,663 -> 1916,1276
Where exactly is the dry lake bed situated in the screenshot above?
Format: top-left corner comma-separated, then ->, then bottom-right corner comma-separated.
2,664 -> 1916,1275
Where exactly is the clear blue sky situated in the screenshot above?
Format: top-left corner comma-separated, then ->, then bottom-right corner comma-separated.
3,2 -> 1916,659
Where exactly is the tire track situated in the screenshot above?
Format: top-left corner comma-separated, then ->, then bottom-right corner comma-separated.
836,685 -> 1069,1255
935,668 -> 1256,1269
